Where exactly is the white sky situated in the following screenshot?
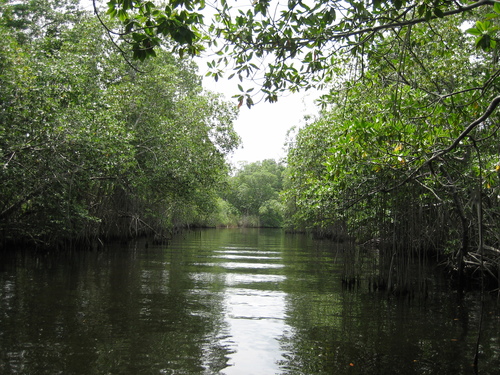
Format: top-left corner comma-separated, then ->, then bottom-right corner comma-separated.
192,0 -> 321,166
200,72 -> 319,166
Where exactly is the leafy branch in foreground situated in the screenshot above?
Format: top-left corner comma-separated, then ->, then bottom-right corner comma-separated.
98,0 -> 207,61
102,0 -> 498,101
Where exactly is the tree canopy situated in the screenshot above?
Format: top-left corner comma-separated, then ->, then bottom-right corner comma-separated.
0,0 -> 240,247
222,159 -> 285,227
100,1 -> 499,99
282,8 -> 500,287
99,0 -> 500,184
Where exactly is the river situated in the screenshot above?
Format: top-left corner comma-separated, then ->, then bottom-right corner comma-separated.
0,228 -> 499,374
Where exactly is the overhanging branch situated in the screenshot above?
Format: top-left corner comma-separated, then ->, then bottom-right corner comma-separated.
382,94 -> 500,193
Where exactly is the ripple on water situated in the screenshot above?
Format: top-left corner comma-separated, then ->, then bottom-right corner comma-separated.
220,287 -> 288,374
210,254 -> 282,260
218,262 -> 285,270
217,248 -> 281,255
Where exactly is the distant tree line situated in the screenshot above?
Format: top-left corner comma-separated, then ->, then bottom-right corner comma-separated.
218,159 -> 285,228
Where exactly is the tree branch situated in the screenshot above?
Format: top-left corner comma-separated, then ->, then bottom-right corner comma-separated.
92,0 -> 145,73
382,94 -> 500,193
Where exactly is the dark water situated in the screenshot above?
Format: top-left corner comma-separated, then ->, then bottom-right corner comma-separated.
0,228 -> 499,374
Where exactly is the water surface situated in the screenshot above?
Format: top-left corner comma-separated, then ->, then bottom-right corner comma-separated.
0,228 -> 498,374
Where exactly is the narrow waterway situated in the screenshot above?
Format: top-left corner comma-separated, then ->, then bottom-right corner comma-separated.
0,228 -> 499,374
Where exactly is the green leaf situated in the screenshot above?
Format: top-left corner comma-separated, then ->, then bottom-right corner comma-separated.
117,9 -> 128,22
107,8 -> 117,18
424,9 -> 432,21
475,34 -> 492,51
484,13 -> 499,21
417,4 -> 426,17
475,21 -> 490,32
466,27 -> 482,36
433,8 -> 444,18
494,2 -> 500,14
246,96 -> 254,108
132,33 -> 145,42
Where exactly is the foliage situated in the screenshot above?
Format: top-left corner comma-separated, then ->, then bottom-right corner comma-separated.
100,1 -> 500,282
284,11 -> 500,286
222,159 -> 285,227
100,1 -> 498,103
202,197 -> 239,227
0,0 -> 240,247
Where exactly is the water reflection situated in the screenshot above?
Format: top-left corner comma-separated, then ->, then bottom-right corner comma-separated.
212,255 -> 282,260
207,232 -> 289,374
218,262 -> 285,270
0,229 -> 499,375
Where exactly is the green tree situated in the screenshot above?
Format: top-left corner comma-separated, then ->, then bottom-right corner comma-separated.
284,13 -> 500,287
1,8 -> 133,244
223,159 -> 285,227
0,0 -> 240,247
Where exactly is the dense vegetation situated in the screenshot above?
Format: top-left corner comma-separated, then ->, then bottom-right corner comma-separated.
100,0 -> 497,291
2,0 -> 500,291
281,11 -> 500,290
221,159 -> 285,227
0,0 -> 240,248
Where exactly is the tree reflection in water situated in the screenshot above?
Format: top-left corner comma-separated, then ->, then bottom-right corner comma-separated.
0,229 -> 498,374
